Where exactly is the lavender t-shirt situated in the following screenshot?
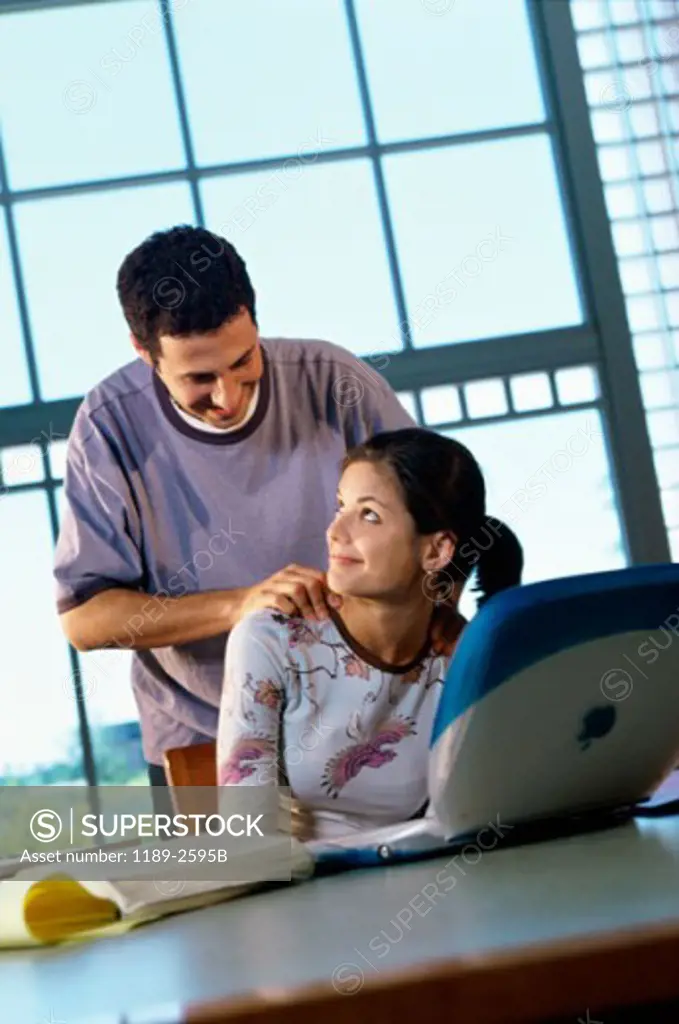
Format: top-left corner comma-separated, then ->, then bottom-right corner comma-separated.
54,338 -> 415,765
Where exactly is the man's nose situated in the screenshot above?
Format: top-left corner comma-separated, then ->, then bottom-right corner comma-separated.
211,377 -> 239,412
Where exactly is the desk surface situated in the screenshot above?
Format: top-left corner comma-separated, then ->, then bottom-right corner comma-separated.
4,815 -> 679,1024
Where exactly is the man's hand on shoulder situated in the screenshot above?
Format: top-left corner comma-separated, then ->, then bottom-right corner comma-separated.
236,564 -> 341,624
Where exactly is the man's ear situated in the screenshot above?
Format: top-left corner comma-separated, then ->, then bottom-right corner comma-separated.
130,333 -> 154,367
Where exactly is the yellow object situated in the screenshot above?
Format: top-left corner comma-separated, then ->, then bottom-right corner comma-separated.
23,876 -> 122,944
0,836 -> 315,950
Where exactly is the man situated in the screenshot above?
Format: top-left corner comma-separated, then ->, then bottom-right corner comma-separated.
54,224 -> 419,788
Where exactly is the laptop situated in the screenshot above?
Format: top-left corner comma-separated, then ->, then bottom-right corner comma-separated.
310,565 -> 679,869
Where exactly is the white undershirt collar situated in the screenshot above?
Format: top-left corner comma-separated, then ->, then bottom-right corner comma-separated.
170,382 -> 260,435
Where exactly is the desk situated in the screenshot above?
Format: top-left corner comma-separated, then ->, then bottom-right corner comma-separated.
4,816 -> 679,1024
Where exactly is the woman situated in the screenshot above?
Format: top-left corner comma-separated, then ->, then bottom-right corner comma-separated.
217,428 -> 523,839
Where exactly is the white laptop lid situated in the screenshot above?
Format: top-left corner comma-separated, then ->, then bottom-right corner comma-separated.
429,564 -> 679,840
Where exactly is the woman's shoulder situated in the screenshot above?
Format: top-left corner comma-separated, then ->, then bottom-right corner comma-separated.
229,609 -> 334,653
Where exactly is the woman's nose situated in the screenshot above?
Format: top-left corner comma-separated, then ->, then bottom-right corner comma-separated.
327,510 -> 349,542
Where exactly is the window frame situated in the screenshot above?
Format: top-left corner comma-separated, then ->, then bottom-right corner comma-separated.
0,0 -> 670,788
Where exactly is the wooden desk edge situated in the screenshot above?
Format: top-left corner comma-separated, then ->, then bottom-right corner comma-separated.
179,917 -> 679,1024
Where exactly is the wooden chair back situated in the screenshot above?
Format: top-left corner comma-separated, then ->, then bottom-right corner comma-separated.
163,740 -> 218,817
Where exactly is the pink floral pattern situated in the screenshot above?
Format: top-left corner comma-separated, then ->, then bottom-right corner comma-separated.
341,652 -> 371,680
272,612 -> 319,649
253,678 -> 282,710
218,610 -> 447,829
218,737 -> 276,785
321,716 -> 417,798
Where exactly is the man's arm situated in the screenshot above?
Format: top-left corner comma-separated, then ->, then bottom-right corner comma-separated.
60,587 -> 247,652
61,563 -> 335,652
56,419 -> 334,652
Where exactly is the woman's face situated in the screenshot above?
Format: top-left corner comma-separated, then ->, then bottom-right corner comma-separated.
326,460 -> 426,600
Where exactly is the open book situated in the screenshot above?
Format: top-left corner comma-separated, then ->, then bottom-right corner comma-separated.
0,833 -> 314,950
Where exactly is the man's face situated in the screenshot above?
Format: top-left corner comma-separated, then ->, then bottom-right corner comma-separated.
149,308 -> 263,430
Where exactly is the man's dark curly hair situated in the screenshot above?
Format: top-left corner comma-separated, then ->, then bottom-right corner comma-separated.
116,225 -> 257,362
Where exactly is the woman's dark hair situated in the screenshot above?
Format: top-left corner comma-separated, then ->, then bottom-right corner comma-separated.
116,225 -> 257,362
342,427 -> 523,608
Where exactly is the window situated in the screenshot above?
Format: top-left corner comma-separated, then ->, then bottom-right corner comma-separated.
0,0 -> 669,788
571,0 -> 679,559
14,182 -> 195,399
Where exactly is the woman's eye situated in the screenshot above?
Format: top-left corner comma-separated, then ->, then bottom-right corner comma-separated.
362,508 -> 380,523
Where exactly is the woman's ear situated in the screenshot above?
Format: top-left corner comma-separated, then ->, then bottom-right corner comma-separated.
421,531 -> 456,574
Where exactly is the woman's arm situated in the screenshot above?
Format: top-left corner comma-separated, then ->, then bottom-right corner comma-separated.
217,611 -> 287,787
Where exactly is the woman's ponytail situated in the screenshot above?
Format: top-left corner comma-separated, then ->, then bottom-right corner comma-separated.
465,517 -> 524,607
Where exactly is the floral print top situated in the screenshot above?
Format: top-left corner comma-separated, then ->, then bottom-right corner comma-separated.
217,608 -> 450,839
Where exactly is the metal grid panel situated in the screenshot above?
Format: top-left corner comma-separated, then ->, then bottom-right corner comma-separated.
571,0 -> 679,559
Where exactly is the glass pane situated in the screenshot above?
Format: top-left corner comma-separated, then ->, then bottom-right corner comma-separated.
597,144 -> 634,181
200,162 -> 401,357
0,444 -> 45,485
554,365 -> 600,404
647,408 -> 679,447
637,141 -> 667,176
0,1 -> 185,190
174,0 -> 365,165
464,378 -> 508,419
616,27 -> 646,64
591,108 -> 627,143
383,134 -> 583,348
395,391 -> 418,421
444,409 -> 626,620
78,648 -> 147,786
610,0 -> 641,25
655,446 -> 679,489
571,0 -> 607,32
509,372 -> 554,412
658,253 -> 679,288
620,256 -> 655,294
0,490 -> 84,782
633,331 -> 674,370
355,0 -> 545,142
49,439 -> 69,481
651,214 -> 679,251
605,182 -> 640,218
612,220 -> 648,256
421,384 -> 462,425
0,217 -> 32,407
640,369 -> 679,409
661,487 -> 679,528
14,182 -> 195,401
577,32 -> 615,70
626,294 -> 662,331
667,291 -> 679,327
629,103 -> 660,138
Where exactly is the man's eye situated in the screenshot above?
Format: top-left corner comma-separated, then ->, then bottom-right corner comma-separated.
192,375 -> 214,384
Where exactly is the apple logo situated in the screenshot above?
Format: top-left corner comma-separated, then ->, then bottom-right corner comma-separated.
578,705 -> 617,750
